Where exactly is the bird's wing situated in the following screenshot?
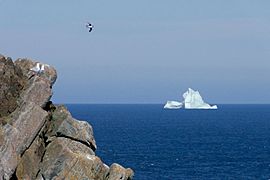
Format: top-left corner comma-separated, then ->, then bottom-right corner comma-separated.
30,66 -> 39,72
40,64 -> 45,71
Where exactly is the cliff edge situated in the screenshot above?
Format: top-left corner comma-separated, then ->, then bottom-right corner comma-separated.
0,55 -> 134,180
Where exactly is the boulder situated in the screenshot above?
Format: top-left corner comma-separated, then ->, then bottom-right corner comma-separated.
37,138 -> 107,179
106,164 -> 134,180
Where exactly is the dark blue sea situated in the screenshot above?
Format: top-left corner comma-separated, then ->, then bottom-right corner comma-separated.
66,104 -> 270,180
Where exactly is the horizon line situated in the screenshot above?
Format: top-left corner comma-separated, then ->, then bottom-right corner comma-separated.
54,102 -> 270,105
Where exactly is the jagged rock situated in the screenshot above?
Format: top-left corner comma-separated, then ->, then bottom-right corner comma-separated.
19,76 -> 53,108
16,133 -> 46,180
0,57 -> 55,179
0,56 -> 26,119
15,59 -> 57,108
37,138 -> 107,179
0,101 -> 49,179
48,105 -> 97,151
14,58 -> 57,85
106,164 -> 134,180
0,55 -> 133,180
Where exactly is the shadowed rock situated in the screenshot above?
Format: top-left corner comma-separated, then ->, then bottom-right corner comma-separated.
48,105 -> 97,151
0,56 -> 26,119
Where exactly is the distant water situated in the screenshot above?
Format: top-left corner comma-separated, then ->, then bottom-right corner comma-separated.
66,104 -> 270,179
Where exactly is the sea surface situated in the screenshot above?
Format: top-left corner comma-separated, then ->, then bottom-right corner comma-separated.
66,104 -> 270,180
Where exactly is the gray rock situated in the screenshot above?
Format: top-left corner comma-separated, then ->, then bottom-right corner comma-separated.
48,105 -> 96,151
15,59 -> 57,108
19,76 -> 52,108
14,58 -> 57,85
38,137 -> 106,180
16,132 -> 46,180
0,57 -> 54,179
0,54 -> 133,180
0,102 -> 48,179
106,164 -> 134,180
0,56 -> 26,119
56,137 -> 95,155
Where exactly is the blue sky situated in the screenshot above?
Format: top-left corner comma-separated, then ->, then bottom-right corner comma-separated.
0,0 -> 270,103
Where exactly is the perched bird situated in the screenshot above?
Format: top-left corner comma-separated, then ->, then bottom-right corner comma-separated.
30,62 -> 45,74
30,63 -> 40,72
40,64 -> 45,72
86,22 -> 93,32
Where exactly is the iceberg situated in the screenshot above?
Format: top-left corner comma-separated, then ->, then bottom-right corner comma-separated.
163,88 -> 218,110
183,88 -> 217,109
164,101 -> 183,109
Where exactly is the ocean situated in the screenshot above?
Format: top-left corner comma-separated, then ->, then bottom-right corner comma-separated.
66,104 -> 270,180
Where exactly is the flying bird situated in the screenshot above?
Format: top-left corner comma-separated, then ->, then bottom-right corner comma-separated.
86,22 -> 93,32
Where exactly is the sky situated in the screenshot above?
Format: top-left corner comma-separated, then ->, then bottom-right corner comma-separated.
0,0 -> 270,104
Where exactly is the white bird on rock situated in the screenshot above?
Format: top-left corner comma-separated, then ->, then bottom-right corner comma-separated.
40,64 -> 45,72
30,63 -> 40,72
30,62 -> 45,74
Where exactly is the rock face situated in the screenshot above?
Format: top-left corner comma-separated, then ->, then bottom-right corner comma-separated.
0,55 -> 134,180
0,56 -> 27,119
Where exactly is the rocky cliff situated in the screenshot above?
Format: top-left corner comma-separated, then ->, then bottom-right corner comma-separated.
0,55 -> 134,180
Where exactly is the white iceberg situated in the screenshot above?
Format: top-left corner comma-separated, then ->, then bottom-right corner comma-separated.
164,101 -> 183,109
183,88 -> 217,109
163,88 -> 217,110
